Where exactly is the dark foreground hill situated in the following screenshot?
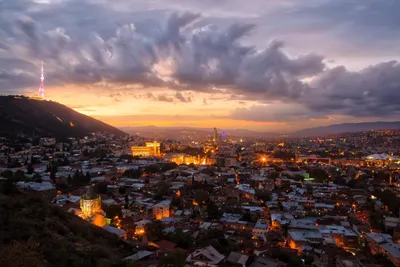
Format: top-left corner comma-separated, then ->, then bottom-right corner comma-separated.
294,121 -> 400,137
0,181 -> 133,267
0,95 -> 126,138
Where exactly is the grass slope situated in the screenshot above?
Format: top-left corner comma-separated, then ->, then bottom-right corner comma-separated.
0,95 -> 126,138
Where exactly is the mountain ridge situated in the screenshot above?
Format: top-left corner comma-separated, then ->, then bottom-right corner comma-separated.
120,121 -> 400,138
293,121 -> 400,137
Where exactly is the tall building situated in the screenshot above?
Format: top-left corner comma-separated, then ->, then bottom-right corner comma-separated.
131,141 -> 161,157
213,128 -> 218,145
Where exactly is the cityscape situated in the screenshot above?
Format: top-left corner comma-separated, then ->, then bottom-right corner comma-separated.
1,1 -> 400,267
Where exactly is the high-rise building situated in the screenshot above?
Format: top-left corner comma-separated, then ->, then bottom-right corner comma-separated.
213,128 -> 218,144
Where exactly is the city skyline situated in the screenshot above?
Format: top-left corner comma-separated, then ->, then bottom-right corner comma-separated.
1,0 -> 400,131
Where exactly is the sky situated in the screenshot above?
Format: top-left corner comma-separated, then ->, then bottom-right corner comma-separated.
0,0 -> 399,132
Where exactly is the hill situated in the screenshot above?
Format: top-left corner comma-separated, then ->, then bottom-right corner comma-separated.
0,95 -> 126,138
294,121 -> 400,137
0,181 -> 133,267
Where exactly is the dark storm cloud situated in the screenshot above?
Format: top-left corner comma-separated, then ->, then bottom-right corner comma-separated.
0,0 -> 399,121
306,61 -> 400,117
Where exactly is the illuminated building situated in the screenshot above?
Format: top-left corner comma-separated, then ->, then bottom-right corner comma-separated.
288,230 -> 324,250
152,200 -> 170,220
80,186 -> 102,219
213,127 -> 218,145
166,153 -> 199,165
131,141 -> 161,157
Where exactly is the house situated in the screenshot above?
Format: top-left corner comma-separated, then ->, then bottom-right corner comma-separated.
226,252 -> 249,267
288,230 -> 324,250
186,245 -> 225,266
253,219 -> 269,235
152,200 -> 171,220
270,213 -> 294,229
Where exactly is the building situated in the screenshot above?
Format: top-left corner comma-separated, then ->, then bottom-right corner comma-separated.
80,186 -> 102,219
253,219 -> 269,235
364,233 -> 400,265
152,200 -> 170,220
186,245 -> 225,266
288,230 -> 324,250
131,141 -> 161,157
226,252 -> 249,267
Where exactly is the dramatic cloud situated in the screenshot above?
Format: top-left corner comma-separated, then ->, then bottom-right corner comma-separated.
0,0 -> 399,129
231,103 -> 328,122
306,61 -> 400,117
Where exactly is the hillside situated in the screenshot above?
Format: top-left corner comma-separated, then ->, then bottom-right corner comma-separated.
294,121 -> 400,137
0,181 -> 133,267
0,95 -> 126,138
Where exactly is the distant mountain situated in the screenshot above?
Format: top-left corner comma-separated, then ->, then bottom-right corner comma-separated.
0,95 -> 126,138
120,126 -> 279,139
294,121 -> 400,137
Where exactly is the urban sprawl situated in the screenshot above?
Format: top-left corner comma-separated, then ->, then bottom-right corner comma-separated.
2,129 -> 400,267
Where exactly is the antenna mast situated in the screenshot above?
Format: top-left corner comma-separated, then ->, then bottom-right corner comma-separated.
38,61 -> 45,99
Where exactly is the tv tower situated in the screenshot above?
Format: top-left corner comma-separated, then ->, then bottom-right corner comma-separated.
38,61 -> 45,99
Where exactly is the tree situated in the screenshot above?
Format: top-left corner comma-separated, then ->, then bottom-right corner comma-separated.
166,229 -> 194,249
171,195 -> 183,209
145,221 -> 165,241
94,182 -> 108,195
153,182 -> 170,200
310,168 -> 329,183
1,170 -> 13,179
14,170 -> 25,181
159,251 -> 186,267
124,195 -> 129,209
33,173 -> 42,183
194,190 -> 209,206
119,187 -> 126,195
256,191 -> 271,202
84,172 -> 91,183
207,200 -> 221,220
103,205 -> 122,219
27,163 -> 34,175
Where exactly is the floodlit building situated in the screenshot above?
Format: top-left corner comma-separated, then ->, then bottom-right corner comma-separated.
131,141 -> 161,157
152,200 -> 171,220
80,186 -> 102,219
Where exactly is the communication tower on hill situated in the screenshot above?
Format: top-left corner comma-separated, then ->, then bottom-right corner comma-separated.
38,61 -> 45,99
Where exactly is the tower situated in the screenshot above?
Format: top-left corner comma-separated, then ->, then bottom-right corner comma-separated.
38,61 -> 45,99
213,127 -> 218,144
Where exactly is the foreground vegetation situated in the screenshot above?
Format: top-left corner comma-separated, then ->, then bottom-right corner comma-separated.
0,181 -> 133,267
